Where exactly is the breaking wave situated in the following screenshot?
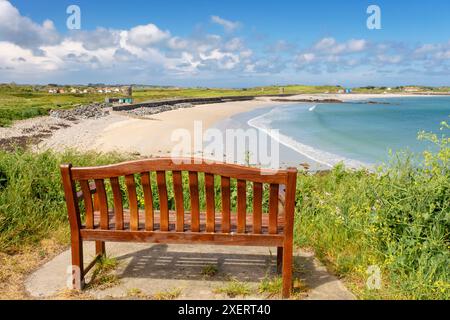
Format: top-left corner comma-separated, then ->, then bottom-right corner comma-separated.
247,107 -> 368,169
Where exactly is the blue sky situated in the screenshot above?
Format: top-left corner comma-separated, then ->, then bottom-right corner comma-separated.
1,0 -> 450,87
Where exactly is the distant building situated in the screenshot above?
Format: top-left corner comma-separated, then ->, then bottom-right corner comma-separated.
105,97 -> 134,105
403,86 -> 419,92
123,86 -> 133,96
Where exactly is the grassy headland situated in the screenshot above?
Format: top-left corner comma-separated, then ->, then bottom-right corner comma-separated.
0,84 -> 114,127
1,83 -> 449,127
0,84 -> 342,127
132,85 -> 343,101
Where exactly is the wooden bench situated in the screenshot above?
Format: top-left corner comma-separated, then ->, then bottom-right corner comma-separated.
60,158 -> 297,298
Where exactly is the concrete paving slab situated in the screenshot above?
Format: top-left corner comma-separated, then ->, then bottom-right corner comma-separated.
25,242 -> 355,300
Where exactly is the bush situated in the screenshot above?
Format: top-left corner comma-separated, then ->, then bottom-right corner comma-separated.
295,122 -> 449,299
0,150 -> 126,252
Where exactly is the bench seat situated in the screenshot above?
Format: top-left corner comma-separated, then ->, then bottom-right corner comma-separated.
87,210 -> 285,234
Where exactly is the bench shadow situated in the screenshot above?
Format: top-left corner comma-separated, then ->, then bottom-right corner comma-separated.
115,244 -> 276,282
113,244 -> 336,291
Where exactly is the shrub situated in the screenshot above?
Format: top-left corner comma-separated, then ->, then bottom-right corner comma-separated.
295,122 -> 449,299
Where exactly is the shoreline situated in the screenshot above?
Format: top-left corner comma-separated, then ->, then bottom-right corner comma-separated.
0,93 -> 436,168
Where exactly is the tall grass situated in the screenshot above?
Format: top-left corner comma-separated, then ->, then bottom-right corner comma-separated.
0,124 -> 448,298
0,85 -> 110,127
295,123 -> 449,299
0,150 -> 127,252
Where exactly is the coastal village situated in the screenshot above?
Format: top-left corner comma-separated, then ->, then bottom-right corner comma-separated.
44,85 -> 133,95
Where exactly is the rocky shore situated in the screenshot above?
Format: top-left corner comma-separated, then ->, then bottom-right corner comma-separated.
124,103 -> 194,117
49,103 -> 110,121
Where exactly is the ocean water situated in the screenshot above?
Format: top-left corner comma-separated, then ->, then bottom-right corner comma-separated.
247,97 -> 450,168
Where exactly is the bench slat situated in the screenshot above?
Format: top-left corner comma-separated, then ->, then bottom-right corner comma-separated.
237,179 -> 247,233
221,176 -> 231,233
252,182 -> 263,234
172,171 -> 184,232
205,173 -> 215,233
156,171 -> 169,231
80,229 -> 285,247
71,158 -> 288,184
269,183 -> 279,234
110,177 -> 124,230
94,179 -> 109,230
140,172 -> 154,231
89,209 -> 285,234
79,180 -> 94,229
125,175 -> 139,231
188,171 -> 200,232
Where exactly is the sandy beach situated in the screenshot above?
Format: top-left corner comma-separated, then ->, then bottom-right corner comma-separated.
0,93 -> 433,165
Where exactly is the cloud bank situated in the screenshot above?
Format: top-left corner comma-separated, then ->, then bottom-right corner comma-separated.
0,0 -> 449,85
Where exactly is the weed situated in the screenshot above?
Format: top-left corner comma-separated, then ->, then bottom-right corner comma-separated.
201,264 -> 219,277
153,288 -> 182,300
87,255 -> 120,289
214,279 -> 252,298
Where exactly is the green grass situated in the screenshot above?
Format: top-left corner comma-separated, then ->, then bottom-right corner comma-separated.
0,84 -> 113,126
214,278 -> 252,297
0,84 -> 341,127
201,264 -> 219,277
87,255 -> 120,289
294,124 -> 450,299
259,276 -> 283,296
0,149 -> 127,252
153,288 -> 182,300
132,85 -> 343,102
0,123 -> 448,299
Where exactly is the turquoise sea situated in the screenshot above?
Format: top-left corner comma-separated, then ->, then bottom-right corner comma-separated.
225,96 -> 450,168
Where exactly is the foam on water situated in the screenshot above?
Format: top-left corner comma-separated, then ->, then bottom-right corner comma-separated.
248,106 -> 369,169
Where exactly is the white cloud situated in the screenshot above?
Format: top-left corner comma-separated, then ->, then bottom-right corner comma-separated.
314,37 -> 336,51
0,41 -> 59,72
0,0 -> 59,49
211,15 -> 241,32
0,0 -> 449,84
297,53 -> 316,63
313,37 -> 366,54
125,24 -> 170,47
347,39 -> 367,52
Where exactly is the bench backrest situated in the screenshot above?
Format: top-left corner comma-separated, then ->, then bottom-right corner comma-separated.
61,158 -> 297,238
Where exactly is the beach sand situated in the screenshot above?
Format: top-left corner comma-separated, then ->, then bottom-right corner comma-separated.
38,97 -> 275,156
31,93 -> 428,165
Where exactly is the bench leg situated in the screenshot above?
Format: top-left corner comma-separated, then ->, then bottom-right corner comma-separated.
281,244 -> 293,299
70,238 -> 84,290
277,247 -> 283,274
95,241 -> 106,257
